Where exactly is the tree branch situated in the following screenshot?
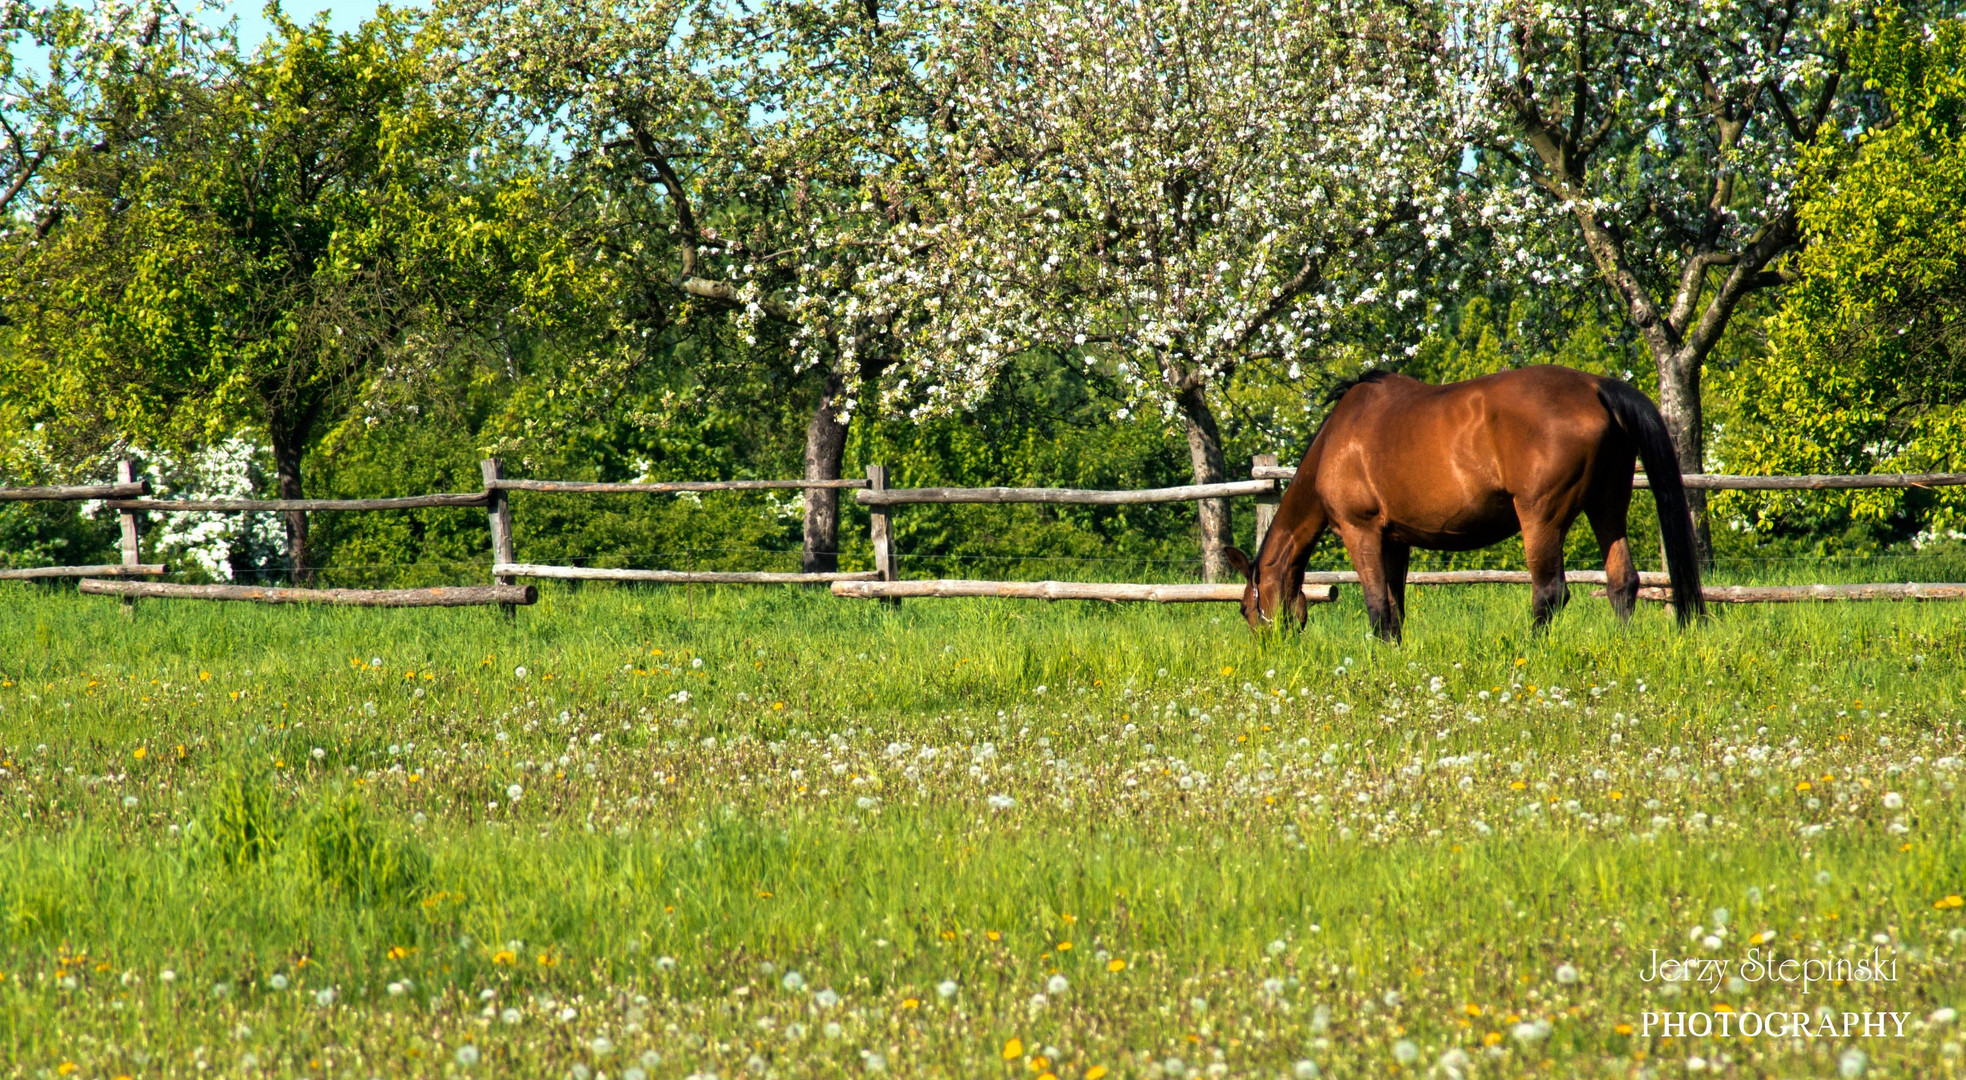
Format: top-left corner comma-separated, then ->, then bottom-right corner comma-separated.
629,120 -> 702,278
1683,210 -> 1797,361
678,276 -> 794,321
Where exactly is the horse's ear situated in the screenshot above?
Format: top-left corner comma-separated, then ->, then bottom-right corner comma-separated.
1224,547 -> 1252,581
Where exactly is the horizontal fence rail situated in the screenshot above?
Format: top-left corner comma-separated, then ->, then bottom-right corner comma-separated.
496,563 -> 879,585
1301,569 -> 1674,586
0,563 -> 165,580
832,579 -> 1340,604
80,580 -> 537,607
855,479 -> 1274,506
489,478 -> 868,494
107,493 -> 489,512
0,482 -> 148,500
1251,464 -> 1966,491
1626,583 -> 1966,604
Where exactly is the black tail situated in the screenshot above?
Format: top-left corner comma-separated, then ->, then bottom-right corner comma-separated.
1597,379 -> 1705,626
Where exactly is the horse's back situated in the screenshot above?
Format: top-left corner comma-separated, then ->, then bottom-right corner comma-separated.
1313,366 -> 1624,546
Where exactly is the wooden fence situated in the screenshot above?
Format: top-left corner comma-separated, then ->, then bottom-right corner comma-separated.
4,455 -> 1965,610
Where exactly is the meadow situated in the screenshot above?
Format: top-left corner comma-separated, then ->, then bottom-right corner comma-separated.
2,576 -> 1965,1079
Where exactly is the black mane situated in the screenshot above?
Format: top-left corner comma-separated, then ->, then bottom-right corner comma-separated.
1322,368 -> 1398,405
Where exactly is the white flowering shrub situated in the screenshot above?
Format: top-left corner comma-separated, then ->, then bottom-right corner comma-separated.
141,437 -> 285,582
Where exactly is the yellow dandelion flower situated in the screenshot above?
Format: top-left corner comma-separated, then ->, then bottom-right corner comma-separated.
57,1064 -> 77,1076
1614,1023 -> 1633,1036
1060,913 -> 1076,924
902,998 -> 920,1009
1107,958 -> 1126,972
1464,1003 -> 1481,1017
987,931 -> 1001,942
1087,1069 -> 1109,1080
492,950 -> 516,965
1483,1031 -> 1503,1047
1509,780 -> 1527,790
133,747 -> 146,761
1796,781 -> 1812,792
1608,790 -> 1623,800
1220,665 -> 1234,676
1002,1038 -> 1023,1060
1056,941 -> 1072,951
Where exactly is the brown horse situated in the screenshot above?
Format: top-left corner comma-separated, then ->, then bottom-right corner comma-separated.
1226,365 -> 1703,640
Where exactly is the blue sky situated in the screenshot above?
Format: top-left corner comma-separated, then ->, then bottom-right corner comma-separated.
220,0 -> 418,47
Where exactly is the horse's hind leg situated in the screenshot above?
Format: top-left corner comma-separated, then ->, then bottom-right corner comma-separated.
1586,498 -> 1640,622
1518,506 -> 1571,632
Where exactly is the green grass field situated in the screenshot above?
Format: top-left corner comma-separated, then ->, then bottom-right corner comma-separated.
3,578 -> 1965,1079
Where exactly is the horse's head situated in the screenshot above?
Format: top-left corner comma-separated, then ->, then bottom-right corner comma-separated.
1225,547 -> 1269,630
1227,546 -> 1308,632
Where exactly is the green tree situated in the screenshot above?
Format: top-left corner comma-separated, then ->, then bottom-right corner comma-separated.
1,8 -> 493,580
1722,12 -> 1966,541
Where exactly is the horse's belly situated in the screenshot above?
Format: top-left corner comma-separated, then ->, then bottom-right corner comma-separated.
1383,493 -> 1518,550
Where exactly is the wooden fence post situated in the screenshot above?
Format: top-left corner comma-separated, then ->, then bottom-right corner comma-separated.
482,459 -> 517,620
866,463 -> 898,608
117,459 -> 142,617
1252,453 -> 1279,557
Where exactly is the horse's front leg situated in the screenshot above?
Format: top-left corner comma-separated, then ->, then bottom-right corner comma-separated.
1384,540 -> 1411,629
1339,525 -> 1402,643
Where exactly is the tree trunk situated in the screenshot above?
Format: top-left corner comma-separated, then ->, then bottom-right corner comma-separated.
269,423 -> 311,585
801,369 -> 852,574
1173,382 -> 1234,582
1655,347 -> 1714,567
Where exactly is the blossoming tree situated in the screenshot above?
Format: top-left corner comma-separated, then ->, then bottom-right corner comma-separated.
888,0 -> 1465,579
1463,0 -> 1883,556
447,0 -> 954,572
